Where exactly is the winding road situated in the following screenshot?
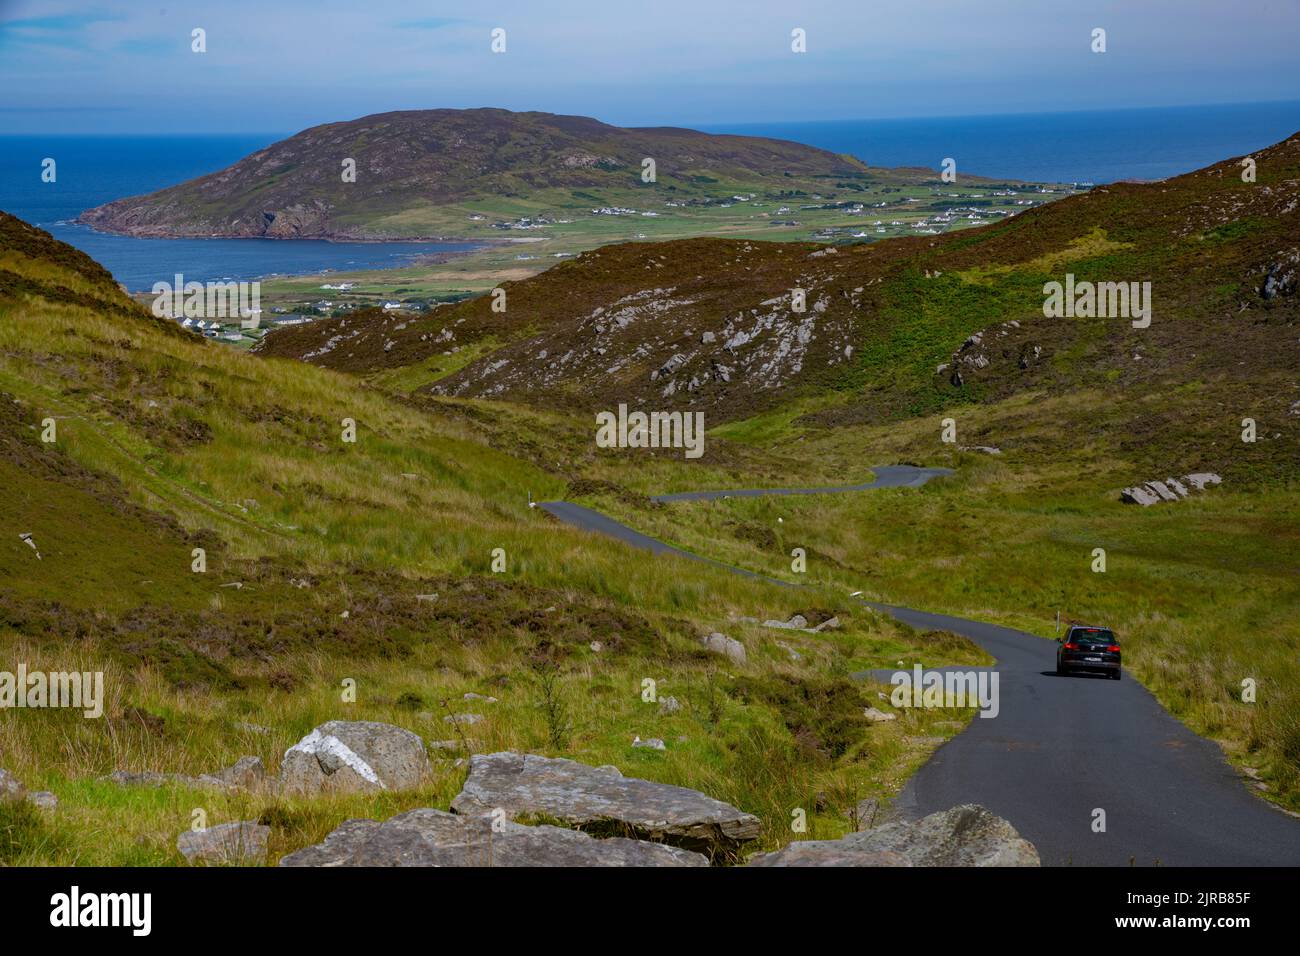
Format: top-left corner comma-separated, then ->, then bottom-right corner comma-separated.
541,465 -> 1300,866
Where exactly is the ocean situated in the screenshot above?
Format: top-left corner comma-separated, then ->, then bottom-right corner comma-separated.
0,134 -> 480,292
704,101 -> 1300,185
3,101 -> 1298,292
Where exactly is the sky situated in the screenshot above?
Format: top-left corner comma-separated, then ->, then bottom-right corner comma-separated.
2,0 -> 1298,134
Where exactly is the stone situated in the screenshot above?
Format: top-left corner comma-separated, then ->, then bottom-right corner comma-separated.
464,693 -> 498,703
450,752 -> 761,855
0,768 -> 26,803
279,808 -> 708,867
864,706 -> 897,722
177,821 -> 270,866
749,804 -> 1039,867
28,791 -> 58,811
1122,472 -> 1222,505
445,712 -> 484,725
658,696 -> 681,715
813,616 -> 841,632
632,736 -> 666,750
280,720 -> 429,795
197,756 -> 267,791
701,632 -> 746,664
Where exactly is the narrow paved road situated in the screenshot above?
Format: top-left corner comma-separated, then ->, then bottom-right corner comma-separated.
541,466 -> 1300,866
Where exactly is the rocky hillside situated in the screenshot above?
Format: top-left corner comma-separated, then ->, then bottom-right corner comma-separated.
80,108 -> 870,239
262,132 -> 1300,451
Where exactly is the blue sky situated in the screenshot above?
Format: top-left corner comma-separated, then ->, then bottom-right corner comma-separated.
2,0 -> 1298,133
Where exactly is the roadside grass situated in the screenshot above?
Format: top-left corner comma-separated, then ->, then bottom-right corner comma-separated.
577,386 -> 1300,812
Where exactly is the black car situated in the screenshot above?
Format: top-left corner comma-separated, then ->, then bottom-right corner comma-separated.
1056,624 -> 1121,679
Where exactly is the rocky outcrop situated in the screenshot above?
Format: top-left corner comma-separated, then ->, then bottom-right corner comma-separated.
280,721 -> 429,795
99,756 -> 267,792
749,804 -> 1039,866
279,808 -> 709,867
177,821 -> 270,866
701,631 -> 747,664
1121,472 -> 1221,506
450,752 -> 761,855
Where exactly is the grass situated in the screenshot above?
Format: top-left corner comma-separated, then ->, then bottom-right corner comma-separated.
0,213 -> 993,864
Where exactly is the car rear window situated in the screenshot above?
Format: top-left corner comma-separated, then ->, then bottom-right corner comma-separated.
1071,628 -> 1116,643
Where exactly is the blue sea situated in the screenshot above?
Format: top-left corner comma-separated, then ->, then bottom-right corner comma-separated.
2,101 -> 1298,292
0,134 -> 480,292
705,101 -> 1300,185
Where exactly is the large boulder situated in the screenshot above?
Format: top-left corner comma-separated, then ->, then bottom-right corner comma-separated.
177,821 -> 270,866
280,721 -> 429,795
279,808 -> 708,867
450,752 -> 761,856
749,804 -> 1039,867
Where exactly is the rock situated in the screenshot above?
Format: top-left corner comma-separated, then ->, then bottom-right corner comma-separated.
658,696 -> 681,715
177,821 -> 270,866
1120,485 -> 1161,506
775,641 -> 802,661
99,770 -> 180,788
0,768 -> 26,803
632,736 -> 666,750
464,693 -> 498,703
813,616 -> 841,632
28,791 -> 58,811
198,756 -> 267,791
749,804 -> 1039,866
864,706 -> 897,722
428,739 -> 470,752
787,614 -> 809,629
444,712 -> 484,725
1121,472 -> 1221,505
450,752 -> 761,855
280,721 -> 429,795
701,632 -> 746,665
589,641 -> 603,652
236,722 -> 271,736
279,808 -> 709,867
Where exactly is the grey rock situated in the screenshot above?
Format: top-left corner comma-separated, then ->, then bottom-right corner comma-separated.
463,693 -> 498,703
632,737 -> 666,750
177,821 -> 270,866
279,808 -> 708,867
658,696 -> 681,715
28,790 -> 58,811
280,720 -> 429,795
864,706 -> 897,723
450,752 -> 761,854
813,616 -> 841,632
0,768 -> 26,803
1122,472 -> 1221,505
444,712 -> 484,725
701,632 -> 746,664
198,756 -> 267,791
749,804 -> 1039,867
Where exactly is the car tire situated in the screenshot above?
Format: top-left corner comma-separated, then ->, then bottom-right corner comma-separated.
1056,661 -> 1066,676
1111,670 -> 1121,681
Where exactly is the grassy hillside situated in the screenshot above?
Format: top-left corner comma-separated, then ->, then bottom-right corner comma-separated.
0,210 -> 990,865
260,132 -> 1300,814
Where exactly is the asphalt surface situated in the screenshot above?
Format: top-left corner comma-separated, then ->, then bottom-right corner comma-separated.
542,464 -> 1300,866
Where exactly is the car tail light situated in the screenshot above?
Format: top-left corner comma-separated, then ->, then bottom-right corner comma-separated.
1108,645 -> 1121,652
1063,643 -> 1078,650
